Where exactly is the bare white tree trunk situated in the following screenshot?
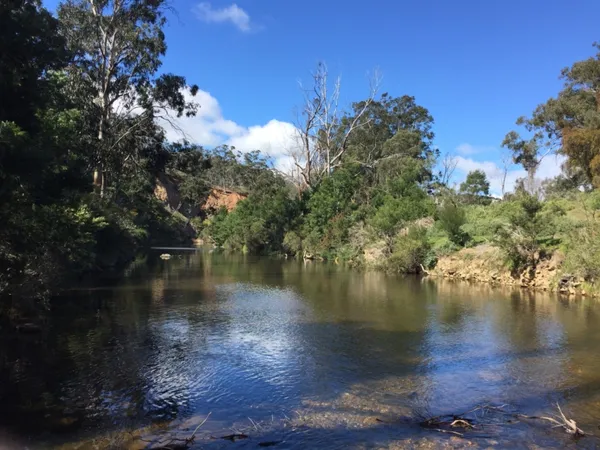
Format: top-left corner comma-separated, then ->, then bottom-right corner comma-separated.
500,151 -> 511,198
290,63 -> 380,189
440,152 -> 458,187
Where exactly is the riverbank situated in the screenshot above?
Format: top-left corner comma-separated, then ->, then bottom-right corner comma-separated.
428,244 -> 598,298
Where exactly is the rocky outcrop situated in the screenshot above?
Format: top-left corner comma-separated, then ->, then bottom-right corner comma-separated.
154,173 -> 182,211
154,174 -> 247,216
201,187 -> 248,213
431,245 -> 593,297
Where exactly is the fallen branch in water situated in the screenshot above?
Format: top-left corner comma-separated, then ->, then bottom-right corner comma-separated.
450,419 -> 475,429
432,428 -> 464,437
381,402 -> 588,441
148,412 -> 212,449
518,403 -> 585,437
189,412 -> 211,441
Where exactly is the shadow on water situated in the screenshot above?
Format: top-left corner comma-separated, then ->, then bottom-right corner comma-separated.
1,251 -> 600,448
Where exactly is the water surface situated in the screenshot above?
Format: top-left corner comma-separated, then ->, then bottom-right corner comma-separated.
2,251 -> 600,448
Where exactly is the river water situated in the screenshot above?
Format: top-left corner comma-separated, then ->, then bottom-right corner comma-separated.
2,250 -> 600,449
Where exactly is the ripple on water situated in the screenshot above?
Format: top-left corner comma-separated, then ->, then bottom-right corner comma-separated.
4,253 -> 600,449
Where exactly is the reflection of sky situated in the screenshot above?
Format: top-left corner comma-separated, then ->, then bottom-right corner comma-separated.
139,282 -> 315,422
212,284 -> 315,396
419,298 -> 567,414
143,315 -> 198,419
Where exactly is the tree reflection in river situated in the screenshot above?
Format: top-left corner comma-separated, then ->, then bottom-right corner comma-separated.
1,250 -> 600,449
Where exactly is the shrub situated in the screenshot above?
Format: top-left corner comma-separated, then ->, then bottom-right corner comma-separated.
563,192 -> 600,281
493,195 -> 564,271
282,231 -> 302,256
436,200 -> 469,246
564,221 -> 600,281
386,226 -> 430,273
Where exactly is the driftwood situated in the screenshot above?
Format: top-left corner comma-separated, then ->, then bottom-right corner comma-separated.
149,412 -> 211,449
517,403 -> 585,437
379,403 -> 588,441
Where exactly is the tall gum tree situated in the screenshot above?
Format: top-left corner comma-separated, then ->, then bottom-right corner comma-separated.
504,42 -> 600,189
58,0 -> 198,197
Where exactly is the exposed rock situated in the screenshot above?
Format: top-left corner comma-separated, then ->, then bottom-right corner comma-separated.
154,173 -> 183,211
430,246 -> 595,296
201,187 -> 248,213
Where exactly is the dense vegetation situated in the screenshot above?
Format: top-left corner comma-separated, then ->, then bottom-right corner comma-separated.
3,0 -> 600,314
0,0 -> 199,312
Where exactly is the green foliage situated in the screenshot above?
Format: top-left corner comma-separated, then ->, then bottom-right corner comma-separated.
493,195 -> 564,270
370,195 -> 429,237
346,93 -> 436,182
563,191 -> 600,281
206,189 -> 299,254
370,166 -> 434,238
305,165 -> 363,231
0,0 -> 69,130
386,227 -> 430,273
283,231 -> 303,256
436,200 -> 469,246
459,170 -> 491,203
0,0 -> 198,308
505,42 -> 600,188
564,221 -> 600,281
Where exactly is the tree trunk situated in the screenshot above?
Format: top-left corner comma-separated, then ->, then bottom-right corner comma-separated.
97,101 -> 107,197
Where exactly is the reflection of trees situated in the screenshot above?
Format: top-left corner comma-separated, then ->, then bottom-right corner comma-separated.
424,280 -> 600,429
4,251 -> 600,444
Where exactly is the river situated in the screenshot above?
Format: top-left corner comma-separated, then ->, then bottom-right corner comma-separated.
1,250 -> 600,449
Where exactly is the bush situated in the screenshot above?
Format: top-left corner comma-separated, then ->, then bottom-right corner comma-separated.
436,200 -> 469,246
386,227 -> 430,273
564,221 -> 600,281
370,195 -> 432,237
563,192 -> 600,281
282,231 -> 302,255
493,195 -> 564,270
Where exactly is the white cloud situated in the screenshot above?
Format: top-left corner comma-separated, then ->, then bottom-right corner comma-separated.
456,143 -> 495,156
160,90 -> 245,146
227,119 -> 300,169
454,153 -> 566,196
193,2 -> 253,32
158,90 -> 300,172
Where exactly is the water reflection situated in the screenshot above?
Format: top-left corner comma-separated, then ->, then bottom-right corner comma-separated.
1,251 -> 600,448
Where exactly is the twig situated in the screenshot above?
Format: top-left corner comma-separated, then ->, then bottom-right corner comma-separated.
518,403 -> 585,436
248,416 -> 260,431
433,428 -> 464,437
189,412 -> 211,441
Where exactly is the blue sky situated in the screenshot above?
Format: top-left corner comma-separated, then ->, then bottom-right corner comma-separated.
44,0 -> 600,193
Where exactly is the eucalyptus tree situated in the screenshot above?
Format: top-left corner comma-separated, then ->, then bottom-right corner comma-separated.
504,42 -> 600,189
344,93 -> 437,188
58,0 -> 198,197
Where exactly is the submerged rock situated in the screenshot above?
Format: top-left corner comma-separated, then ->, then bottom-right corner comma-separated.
16,323 -> 42,333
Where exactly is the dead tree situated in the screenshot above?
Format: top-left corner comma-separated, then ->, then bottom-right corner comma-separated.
290,62 -> 380,189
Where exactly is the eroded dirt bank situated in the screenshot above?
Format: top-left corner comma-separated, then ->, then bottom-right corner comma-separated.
430,244 -> 595,297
